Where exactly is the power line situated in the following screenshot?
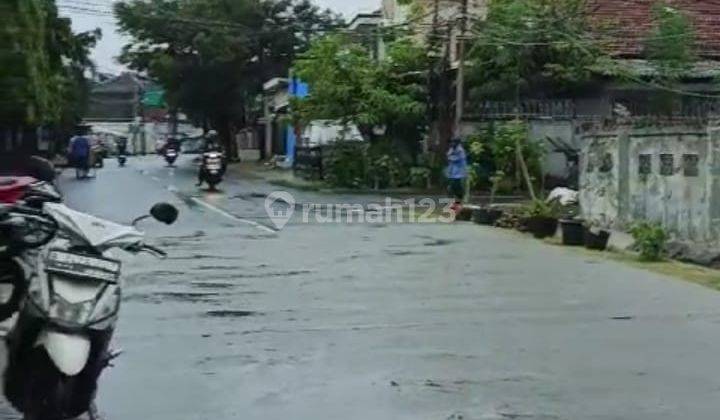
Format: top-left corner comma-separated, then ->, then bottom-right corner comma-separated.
56,2 -> 720,101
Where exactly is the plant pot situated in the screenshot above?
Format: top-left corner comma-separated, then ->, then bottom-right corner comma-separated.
526,216 -> 558,239
584,228 -> 611,251
472,208 -> 504,226
455,206 -> 474,222
560,219 -> 585,246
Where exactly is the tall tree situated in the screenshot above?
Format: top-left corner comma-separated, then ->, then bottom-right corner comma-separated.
0,0 -> 53,127
0,0 -> 100,134
291,34 -> 428,157
468,0 -> 602,100
115,0 -> 341,156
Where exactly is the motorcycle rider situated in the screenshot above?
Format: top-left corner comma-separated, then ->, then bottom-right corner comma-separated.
116,137 -> 128,156
165,137 -> 181,152
196,131 -> 226,187
116,137 -> 129,167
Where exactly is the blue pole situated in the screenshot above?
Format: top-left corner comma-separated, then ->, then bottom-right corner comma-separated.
286,78 -> 309,166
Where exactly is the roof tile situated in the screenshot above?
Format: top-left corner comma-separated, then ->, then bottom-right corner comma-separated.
588,0 -> 720,58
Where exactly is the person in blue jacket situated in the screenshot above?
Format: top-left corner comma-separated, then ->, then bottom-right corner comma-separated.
68,127 -> 91,171
446,136 -> 468,212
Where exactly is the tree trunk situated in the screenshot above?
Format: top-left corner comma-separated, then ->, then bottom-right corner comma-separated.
516,138 -> 536,201
216,119 -> 237,161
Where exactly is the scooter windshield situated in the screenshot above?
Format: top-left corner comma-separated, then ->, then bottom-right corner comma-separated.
43,203 -> 144,250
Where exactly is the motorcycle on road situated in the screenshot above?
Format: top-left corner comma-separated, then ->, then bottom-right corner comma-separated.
198,151 -> 225,191
164,147 -> 179,167
0,200 -> 178,420
118,152 -> 128,168
116,138 -> 129,168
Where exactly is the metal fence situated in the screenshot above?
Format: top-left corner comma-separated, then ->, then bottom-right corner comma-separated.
464,100 -> 576,120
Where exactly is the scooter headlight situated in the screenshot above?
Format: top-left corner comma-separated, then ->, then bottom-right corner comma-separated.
48,276 -> 104,325
49,295 -> 95,325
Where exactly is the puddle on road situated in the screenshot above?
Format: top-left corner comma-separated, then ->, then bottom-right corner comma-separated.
205,310 -> 259,318
335,253 -> 372,262
387,250 -> 433,257
158,231 -> 206,241
124,271 -> 187,285
422,238 -> 458,247
168,254 -> 240,261
191,282 -> 238,289
413,235 -> 460,247
152,292 -> 221,303
148,270 -> 186,277
198,270 -> 314,279
231,192 -> 269,201
195,265 -> 247,271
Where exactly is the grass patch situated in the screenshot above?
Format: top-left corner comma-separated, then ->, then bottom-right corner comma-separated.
540,233 -> 720,290
606,252 -> 720,291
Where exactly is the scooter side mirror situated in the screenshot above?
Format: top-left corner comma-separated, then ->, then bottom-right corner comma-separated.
150,203 -> 179,225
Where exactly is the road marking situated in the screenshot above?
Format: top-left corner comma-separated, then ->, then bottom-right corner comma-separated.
142,166 -> 278,234
189,196 -> 278,234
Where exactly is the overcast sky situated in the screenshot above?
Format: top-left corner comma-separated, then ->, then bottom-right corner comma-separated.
60,0 -> 380,73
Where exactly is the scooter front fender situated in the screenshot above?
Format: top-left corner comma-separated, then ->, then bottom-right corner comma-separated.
37,331 -> 91,376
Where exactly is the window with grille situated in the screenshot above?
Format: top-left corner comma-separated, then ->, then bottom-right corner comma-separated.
639,154 -> 652,175
683,154 -> 699,177
660,154 -> 674,176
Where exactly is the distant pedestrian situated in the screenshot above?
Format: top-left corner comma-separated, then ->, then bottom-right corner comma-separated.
446,136 -> 468,213
68,127 -> 91,171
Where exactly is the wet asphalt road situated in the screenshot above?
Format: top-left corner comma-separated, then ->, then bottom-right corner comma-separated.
3,155 -> 720,419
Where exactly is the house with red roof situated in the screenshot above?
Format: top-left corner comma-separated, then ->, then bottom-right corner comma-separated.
466,0 -> 720,121
588,0 -> 720,59
575,2 -> 720,242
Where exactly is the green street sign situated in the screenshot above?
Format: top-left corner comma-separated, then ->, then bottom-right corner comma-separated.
142,90 -> 166,108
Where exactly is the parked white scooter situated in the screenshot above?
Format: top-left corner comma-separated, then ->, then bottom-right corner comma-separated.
0,201 -> 178,420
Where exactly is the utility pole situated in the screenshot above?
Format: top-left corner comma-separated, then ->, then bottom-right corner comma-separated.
455,0 -> 469,137
425,0 -> 441,155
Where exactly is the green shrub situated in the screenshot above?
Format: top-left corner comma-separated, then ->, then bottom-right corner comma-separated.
323,139 -> 413,189
409,166 -> 431,189
366,139 -> 411,189
523,199 -> 560,218
630,222 -> 668,261
465,121 -> 545,195
324,141 -> 367,188
367,153 -> 406,189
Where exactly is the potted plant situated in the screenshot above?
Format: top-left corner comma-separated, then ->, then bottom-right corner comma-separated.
584,223 -> 612,251
560,218 -> 585,246
473,171 -> 505,225
558,201 -> 584,246
523,200 -> 560,239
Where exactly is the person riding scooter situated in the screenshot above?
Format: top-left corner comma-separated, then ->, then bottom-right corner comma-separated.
196,131 -> 226,189
116,137 -> 128,167
163,137 -> 182,166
